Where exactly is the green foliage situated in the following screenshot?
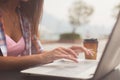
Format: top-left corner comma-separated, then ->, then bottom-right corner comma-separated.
60,33 -> 81,40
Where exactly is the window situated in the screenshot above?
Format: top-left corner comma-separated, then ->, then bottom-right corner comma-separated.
39,0 -> 120,55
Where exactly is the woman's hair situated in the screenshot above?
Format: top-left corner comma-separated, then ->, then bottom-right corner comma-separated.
0,0 -> 43,38
20,0 -> 44,38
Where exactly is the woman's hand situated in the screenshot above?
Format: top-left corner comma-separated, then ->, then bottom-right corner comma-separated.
39,47 -> 79,64
39,46 -> 94,65
69,46 -> 94,56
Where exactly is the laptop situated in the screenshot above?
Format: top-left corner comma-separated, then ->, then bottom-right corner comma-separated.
21,12 -> 120,80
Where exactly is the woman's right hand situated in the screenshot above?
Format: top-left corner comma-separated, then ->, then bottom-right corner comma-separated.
39,47 -> 78,64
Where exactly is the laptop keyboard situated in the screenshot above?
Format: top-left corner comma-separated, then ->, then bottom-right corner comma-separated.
44,59 -> 98,77
21,59 -> 98,78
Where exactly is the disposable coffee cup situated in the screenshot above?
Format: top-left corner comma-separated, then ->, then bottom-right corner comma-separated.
83,39 -> 98,60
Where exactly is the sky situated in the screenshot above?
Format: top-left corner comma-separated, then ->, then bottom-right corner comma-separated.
43,0 -> 120,27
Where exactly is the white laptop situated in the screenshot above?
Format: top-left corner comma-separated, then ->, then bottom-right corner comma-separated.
21,12 -> 120,80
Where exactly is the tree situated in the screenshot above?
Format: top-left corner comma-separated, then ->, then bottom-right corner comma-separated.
113,3 -> 120,18
68,0 -> 94,33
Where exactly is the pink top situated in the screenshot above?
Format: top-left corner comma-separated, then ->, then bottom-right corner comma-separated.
5,34 -> 25,56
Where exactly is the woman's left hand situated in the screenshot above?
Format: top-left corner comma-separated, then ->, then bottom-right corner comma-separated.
69,46 -> 94,56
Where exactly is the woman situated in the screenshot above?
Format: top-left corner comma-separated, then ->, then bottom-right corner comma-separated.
0,0 -> 92,71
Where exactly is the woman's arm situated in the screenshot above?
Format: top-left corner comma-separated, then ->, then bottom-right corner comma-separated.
0,46 -> 93,71
0,54 -> 43,71
0,47 -> 77,71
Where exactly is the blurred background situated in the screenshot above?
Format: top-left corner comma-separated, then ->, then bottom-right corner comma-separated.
39,0 -> 120,52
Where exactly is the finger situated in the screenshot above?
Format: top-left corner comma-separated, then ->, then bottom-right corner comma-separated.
87,49 -> 95,56
53,50 -> 70,59
62,48 -> 78,58
56,47 -> 70,55
72,50 -> 80,55
56,55 -> 78,63
53,50 -> 78,62
70,46 -> 83,50
86,49 -> 95,56
70,46 -> 86,53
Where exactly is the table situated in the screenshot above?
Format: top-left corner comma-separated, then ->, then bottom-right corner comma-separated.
1,40 -> 119,80
0,64 -> 120,80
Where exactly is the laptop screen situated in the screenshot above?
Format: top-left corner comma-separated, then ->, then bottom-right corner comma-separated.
93,12 -> 120,80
